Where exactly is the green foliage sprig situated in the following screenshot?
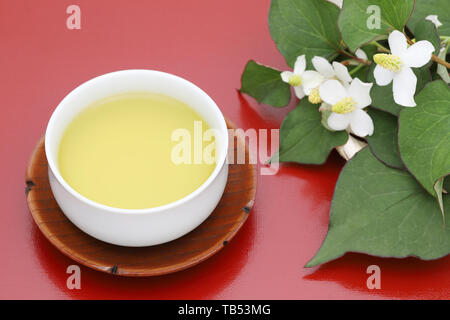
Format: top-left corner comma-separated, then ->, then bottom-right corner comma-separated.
240,0 -> 450,266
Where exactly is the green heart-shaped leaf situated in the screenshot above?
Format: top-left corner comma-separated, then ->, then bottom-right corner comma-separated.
240,60 -> 291,107
366,108 -> 404,169
339,0 -> 415,52
268,0 -> 341,68
408,0 -> 450,37
276,99 -> 348,165
306,147 -> 450,267
398,80 -> 450,218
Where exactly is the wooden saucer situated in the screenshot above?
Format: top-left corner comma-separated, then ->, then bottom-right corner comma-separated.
25,121 -> 256,276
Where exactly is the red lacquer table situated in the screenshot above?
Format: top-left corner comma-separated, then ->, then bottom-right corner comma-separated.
0,0 -> 448,299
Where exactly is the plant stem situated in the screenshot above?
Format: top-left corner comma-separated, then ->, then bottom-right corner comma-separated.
441,36 -> 450,44
328,52 -> 340,62
371,41 -> 390,53
338,49 -> 371,65
432,54 -> 450,69
349,63 -> 365,75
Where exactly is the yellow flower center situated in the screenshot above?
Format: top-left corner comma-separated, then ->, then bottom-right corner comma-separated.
289,74 -> 302,86
373,53 -> 402,72
308,88 -> 322,104
332,97 -> 356,114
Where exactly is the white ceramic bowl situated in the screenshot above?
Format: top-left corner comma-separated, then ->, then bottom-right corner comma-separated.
45,70 -> 229,247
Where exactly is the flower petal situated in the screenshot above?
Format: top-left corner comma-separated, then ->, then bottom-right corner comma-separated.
293,85 -> 305,99
293,55 -> 306,75
373,64 -> 394,86
333,61 -> 352,84
280,71 -> 293,83
389,30 -> 408,56
403,40 -> 435,68
393,66 -> 417,107
426,15 -> 442,28
349,109 -> 374,137
327,112 -> 351,131
348,78 -> 372,109
319,80 -> 347,105
312,56 -> 335,78
326,0 -> 342,8
301,71 -> 324,95
355,48 -> 368,60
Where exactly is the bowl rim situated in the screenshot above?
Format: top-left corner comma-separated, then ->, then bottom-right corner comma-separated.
45,69 -> 229,215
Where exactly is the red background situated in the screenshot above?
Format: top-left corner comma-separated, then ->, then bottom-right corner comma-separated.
0,0 -> 449,299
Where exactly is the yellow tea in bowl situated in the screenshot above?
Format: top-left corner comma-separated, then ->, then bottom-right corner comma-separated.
58,92 -> 216,209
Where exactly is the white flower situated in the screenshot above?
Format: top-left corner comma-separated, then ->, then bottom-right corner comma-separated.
355,48 -> 368,61
319,78 -> 374,137
312,56 -> 352,86
426,15 -> 442,28
281,55 -> 324,99
373,30 -> 434,107
309,56 -> 352,104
